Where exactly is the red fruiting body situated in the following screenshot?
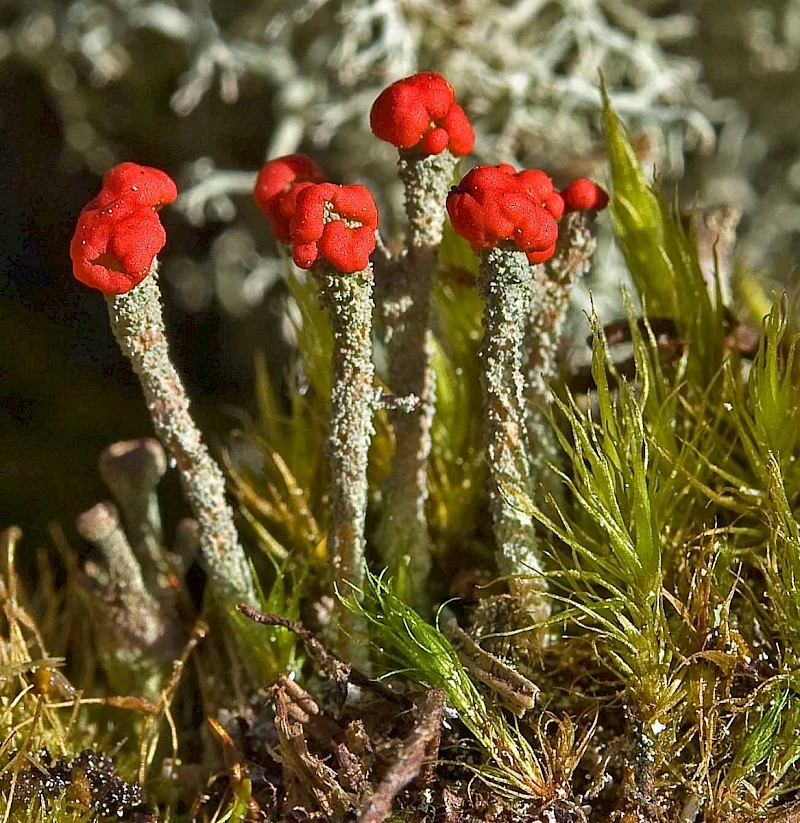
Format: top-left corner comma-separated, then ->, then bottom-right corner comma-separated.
290,183 -> 378,273
99,161 -> 178,209
70,163 -> 177,295
253,154 -> 325,242
517,170 -> 566,220
370,71 -> 475,157
526,245 -> 557,265
560,178 -> 609,212
446,164 -> 562,264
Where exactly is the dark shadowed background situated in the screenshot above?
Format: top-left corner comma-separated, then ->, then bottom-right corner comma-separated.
0,63 -> 269,552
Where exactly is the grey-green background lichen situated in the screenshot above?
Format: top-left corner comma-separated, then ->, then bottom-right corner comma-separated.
0,0 -> 720,321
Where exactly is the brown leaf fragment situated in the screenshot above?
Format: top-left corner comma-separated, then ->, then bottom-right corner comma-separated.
444,618 -> 539,716
280,674 -> 321,723
345,719 -> 372,757
272,678 -> 354,820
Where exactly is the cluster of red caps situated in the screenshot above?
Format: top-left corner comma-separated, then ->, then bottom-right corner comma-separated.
369,71 -> 474,157
251,71 -> 479,273
252,71 -> 605,271
253,156 -> 378,273
70,71 -> 608,291
447,165 -> 608,265
70,163 -> 177,294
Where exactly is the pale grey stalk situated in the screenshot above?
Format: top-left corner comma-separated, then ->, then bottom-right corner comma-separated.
313,263 -> 379,634
377,150 -> 457,609
477,247 -> 548,622
525,212 -> 597,500
106,263 -> 258,611
398,151 -> 458,248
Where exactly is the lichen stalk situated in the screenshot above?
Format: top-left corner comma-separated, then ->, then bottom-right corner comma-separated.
526,212 -> 596,397
76,501 -> 179,698
105,263 -> 258,611
399,151 -> 458,249
98,438 -> 170,591
525,212 -> 596,499
377,151 -> 457,608
477,247 -> 549,622
312,262 -> 378,603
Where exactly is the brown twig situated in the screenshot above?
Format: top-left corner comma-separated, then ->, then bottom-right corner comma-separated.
358,687 -> 445,823
237,605 -> 408,708
443,618 -> 539,717
237,605 -> 347,682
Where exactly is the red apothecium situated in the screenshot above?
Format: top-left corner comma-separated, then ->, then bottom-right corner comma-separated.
370,72 -> 474,157
446,164 -> 562,264
70,163 -> 177,295
253,154 -> 325,242
99,162 -> 178,210
560,177 -> 610,213
290,183 -> 378,273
